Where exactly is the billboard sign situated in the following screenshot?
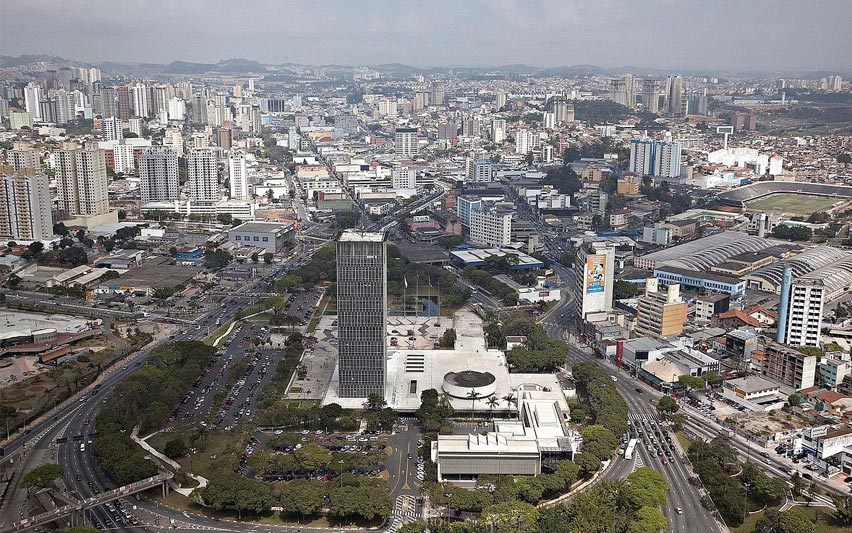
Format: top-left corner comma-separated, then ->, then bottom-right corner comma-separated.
585,254 -> 607,295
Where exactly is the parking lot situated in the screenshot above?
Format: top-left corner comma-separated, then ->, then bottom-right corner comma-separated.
168,321 -> 282,431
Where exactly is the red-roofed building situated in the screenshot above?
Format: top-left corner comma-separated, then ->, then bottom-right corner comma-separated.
716,309 -> 760,328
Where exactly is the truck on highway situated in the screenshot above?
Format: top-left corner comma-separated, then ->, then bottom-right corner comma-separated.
624,438 -> 638,460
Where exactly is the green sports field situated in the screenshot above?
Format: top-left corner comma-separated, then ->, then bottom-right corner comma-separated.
745,193 -> 841,215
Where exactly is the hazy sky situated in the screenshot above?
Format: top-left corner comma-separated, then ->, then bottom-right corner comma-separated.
1,0 -> 850,72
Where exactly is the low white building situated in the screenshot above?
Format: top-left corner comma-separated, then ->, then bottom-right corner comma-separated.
721,375 -> 786,412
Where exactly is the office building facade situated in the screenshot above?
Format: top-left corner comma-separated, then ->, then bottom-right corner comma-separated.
395,127 -> 418,157
336,230 -> 388,398
635,279 -> 687,338
469,210 -> 512,247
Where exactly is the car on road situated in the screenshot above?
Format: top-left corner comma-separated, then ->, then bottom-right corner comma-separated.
675,507 -> 683,515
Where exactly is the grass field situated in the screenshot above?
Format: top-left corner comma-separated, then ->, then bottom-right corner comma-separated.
733,504 -> 846,533
746,193 -> 841,214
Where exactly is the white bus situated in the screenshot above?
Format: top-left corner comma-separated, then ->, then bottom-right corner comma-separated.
624,438 -> 637,460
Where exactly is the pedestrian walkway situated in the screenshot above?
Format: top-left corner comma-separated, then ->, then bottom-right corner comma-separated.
385,494 -> 422,532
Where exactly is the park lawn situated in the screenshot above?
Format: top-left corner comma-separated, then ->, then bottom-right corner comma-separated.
674,431 -> 694,452
733,504 -> 846,533
148,428 -> 252,480
746,193 -> 840,215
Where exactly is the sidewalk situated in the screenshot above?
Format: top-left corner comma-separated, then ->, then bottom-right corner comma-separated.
130,425 -> 208,497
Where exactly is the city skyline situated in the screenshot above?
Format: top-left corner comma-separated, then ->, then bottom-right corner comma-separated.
2,1 -> 852,73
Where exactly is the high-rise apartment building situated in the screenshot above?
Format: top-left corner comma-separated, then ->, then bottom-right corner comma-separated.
609,74 -> 635,108
117,85 -> 131,121
186,148 -> 219,203
129,83 -> 149,118
780,276 -> 825,348
665,75 -> 684,115
0,168 -> 52,241
515,128 -> 537,155
228,151 -> 249,200
437,122 -> 457,146
8,150 -> 40,171
491,119 -> 506,143
55,149 -> 109,216
99,86 -> 117,118
642,78 -> 660,113
23,83 -> 42,121
54,90 -> 76,124
101,116 -> 123,142
495,91 -> 507,111
336,230 -> 388,398
395,127 -> 418,157
629,139 -> 682,178
430,83 -> 445,107
139,147 -> 180,204
471,159 -> 494,182
574,241 -> 616,318
635,279 -> 687,338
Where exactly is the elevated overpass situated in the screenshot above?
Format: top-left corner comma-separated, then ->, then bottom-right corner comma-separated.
2,472 -> 173,532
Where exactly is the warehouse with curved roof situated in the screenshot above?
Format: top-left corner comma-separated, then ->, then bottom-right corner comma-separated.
635,231 -> 775,271
744,246 -> 850,293
800,255 -> 852,302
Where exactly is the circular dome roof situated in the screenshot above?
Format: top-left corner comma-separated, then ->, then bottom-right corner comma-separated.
442,371 -> 497,399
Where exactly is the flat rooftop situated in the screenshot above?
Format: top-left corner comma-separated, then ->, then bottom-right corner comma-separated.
338,229 -> 385,242
110,256 -> 201,289
230,221 -> 294,233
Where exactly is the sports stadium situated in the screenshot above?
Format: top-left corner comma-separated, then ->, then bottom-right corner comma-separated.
717,181 -> 852,214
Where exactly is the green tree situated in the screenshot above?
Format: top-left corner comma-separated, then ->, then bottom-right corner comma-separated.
397,523 -> 427,533
755,507 -> 816,533
837,153 -> 852,164
656,395 -> 679,414
20,463 -> 63,488
438,328 -> 457,348
623,467 -> 669,510
163,437 -> 188,459
200,473 -> 275,518
788,393 -> 802,407
481,500 -> 539,532
263,252 -> 273,264
678,374 -> 706,390
831,495 -> 852,526
294,443 -> 331,473
278,479 -> 325,519
574,451 -> 601,474
629,506 -> 668,533
363,393 -> 387,412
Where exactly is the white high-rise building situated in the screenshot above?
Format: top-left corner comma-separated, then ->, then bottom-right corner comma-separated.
129,83 -> 149,118
101,116 -> 123,142
0,170 -> 52,241
784,279 -> 825,348
139,147 -> 180,204
391,167 -> 416,189
24,83 -> 42,121
187,148 -> 219,203
167,97 -> 186,121
574,241 -> 616,318
469,210 -> 511,247
609,74 -> 635,109
492,119 -> 506,143
228,151 -> 249,200
629,139 -> 682,178
515,128 -> 537,155
55,149 -> 109,216
394,127 -> 418,157
54,90 -> 77,124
